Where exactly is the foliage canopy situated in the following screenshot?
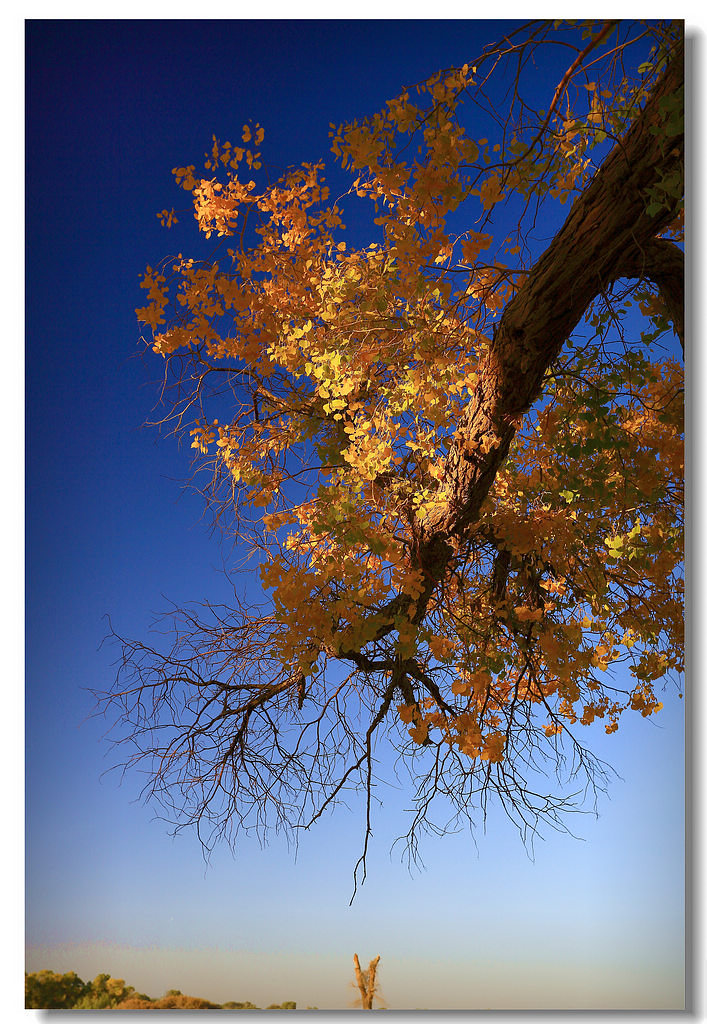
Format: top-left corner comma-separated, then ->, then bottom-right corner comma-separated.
103,20 -> 684,890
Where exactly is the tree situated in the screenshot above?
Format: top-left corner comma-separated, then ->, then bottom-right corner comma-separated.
72,972 -> 136,1008
101,20 -> 683,892
353,954 -> 382,1010
25,969 -> 89,1009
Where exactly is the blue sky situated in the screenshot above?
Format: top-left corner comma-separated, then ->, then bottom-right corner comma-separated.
23,17 -> 686,1012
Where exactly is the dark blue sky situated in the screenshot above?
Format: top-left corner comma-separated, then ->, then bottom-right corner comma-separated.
25,19 -> 684,1010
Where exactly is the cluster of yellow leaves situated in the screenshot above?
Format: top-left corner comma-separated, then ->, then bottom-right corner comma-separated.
136,267 -> 168,328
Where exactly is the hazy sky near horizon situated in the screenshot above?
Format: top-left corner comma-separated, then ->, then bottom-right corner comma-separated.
25,18 -> 684,1012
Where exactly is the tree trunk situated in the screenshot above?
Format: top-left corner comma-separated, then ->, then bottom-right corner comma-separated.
413,42 -> 684,602
353,954 -> 380,1010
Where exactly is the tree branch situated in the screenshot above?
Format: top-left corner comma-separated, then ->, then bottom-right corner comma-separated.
619,236 -> 684,352
416,40 -> 683,576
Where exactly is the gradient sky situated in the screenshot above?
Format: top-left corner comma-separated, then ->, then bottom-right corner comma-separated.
24,17 -> 685,1013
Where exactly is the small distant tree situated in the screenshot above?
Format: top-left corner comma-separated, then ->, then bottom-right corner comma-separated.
267,1001 -> 297,1009
73,972 -> 136,1008
25,969 -> 88,1009
221,1000 -> 260,1009
353,954 -> 381,1010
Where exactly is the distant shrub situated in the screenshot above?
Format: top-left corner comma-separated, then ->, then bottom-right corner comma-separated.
25,970 -> 88,1009
159,994 -> 221,1008
118,993 -> 219,1009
